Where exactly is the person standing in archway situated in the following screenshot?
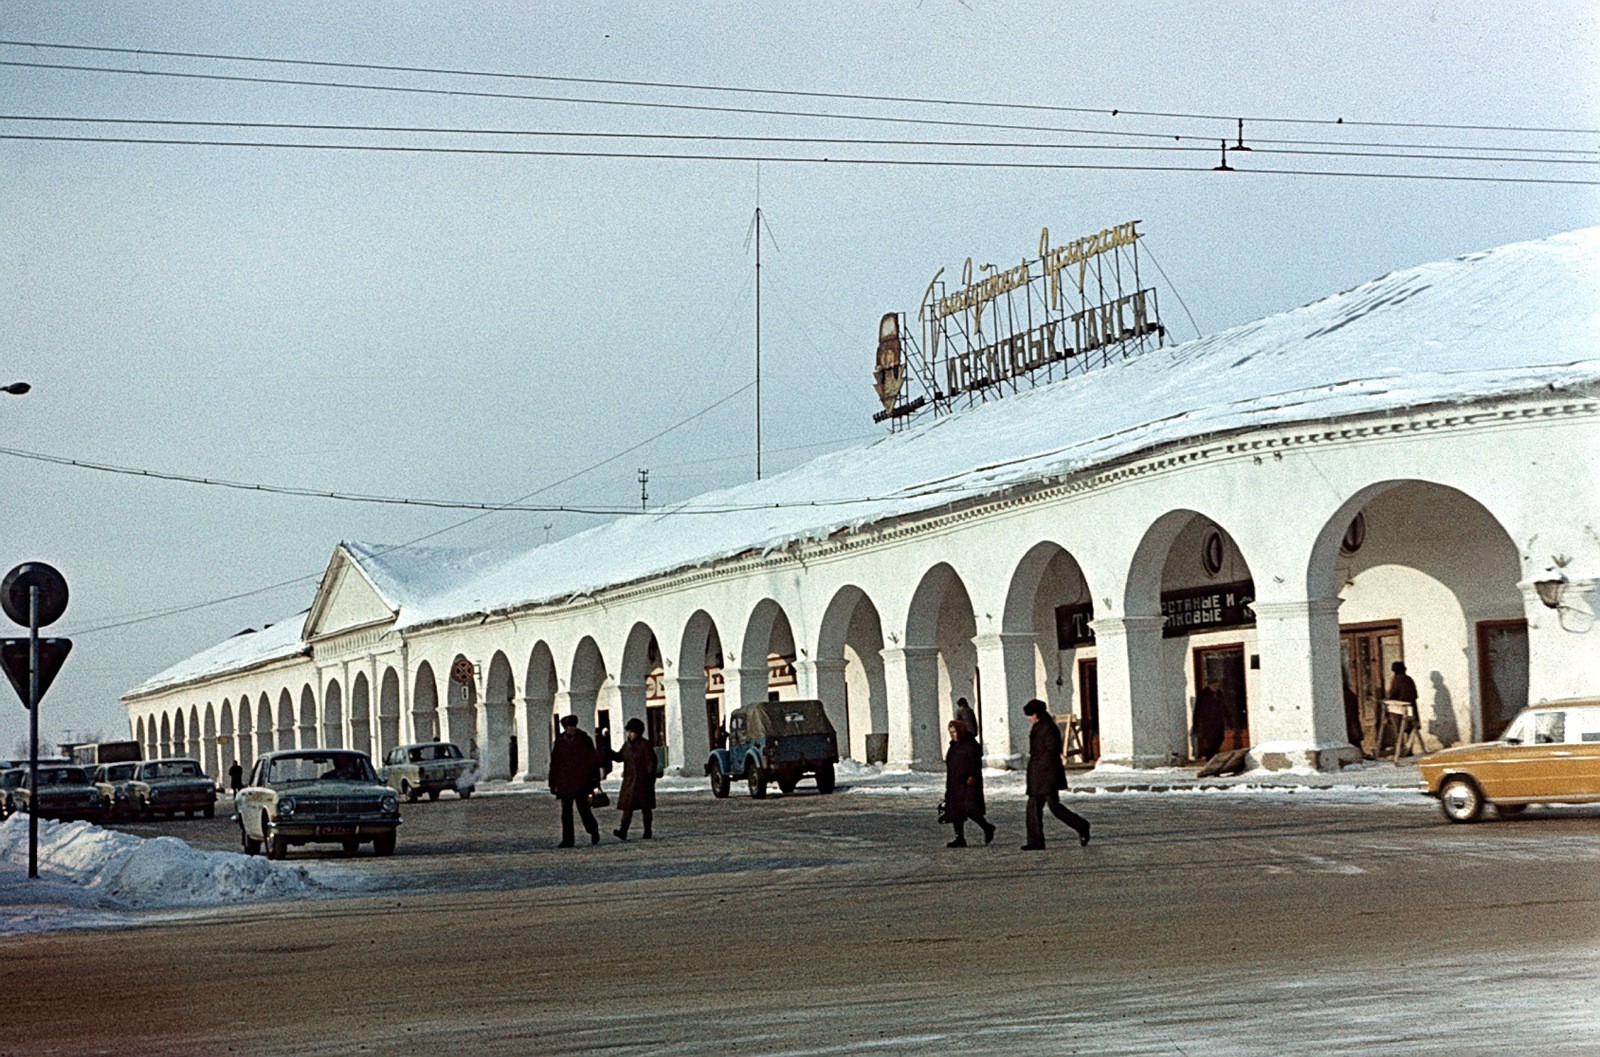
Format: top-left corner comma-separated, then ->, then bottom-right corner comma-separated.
943,719 -> 994,847
954,697 -> 980,746
611,718 -> 658,841
228,760 -> 243,793
1022,700 -> 1090,850
549,716 -> 601,847
1192,680 -> 1226,760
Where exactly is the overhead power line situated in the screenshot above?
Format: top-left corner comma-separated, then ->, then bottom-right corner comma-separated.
2,115 -> 1594,167
5,132 -> 1596,186
4,38 -> 1596,137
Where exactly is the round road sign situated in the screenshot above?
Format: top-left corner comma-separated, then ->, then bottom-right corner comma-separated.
1,563 -> 69,628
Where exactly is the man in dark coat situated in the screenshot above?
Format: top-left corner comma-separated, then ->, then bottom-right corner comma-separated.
227,760 -> 244,793
549,715 -> 601,847
943,719 -> 994,847
953,698 -> 981,746
611,718 -> 658,841
1387,661 -> 1418,705
1023,699 -> 1090,850
1192,681 -> 1226,760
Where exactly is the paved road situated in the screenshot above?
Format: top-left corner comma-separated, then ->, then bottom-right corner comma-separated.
3,784 -> 1597,1056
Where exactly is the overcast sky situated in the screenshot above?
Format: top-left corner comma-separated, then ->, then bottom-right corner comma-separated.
2,1 -> 1596,755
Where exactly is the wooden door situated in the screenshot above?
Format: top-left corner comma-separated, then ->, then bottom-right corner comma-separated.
1476,620 -> 1529,742
1077,658 -> 1100,763
1194,645 -> 1248,751
1341,622 -> 1403,755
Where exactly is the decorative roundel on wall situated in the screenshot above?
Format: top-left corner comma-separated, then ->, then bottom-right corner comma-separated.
1341,512 -> 1368,555
1202,530 -> 1225,577
450,657 -> 476,685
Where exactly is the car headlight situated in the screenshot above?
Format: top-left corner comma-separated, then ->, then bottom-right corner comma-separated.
380,794 -> 398,814
278,796 -> 296,817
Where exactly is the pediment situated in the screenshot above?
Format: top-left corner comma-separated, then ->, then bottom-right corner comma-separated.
303,545 -> 398,641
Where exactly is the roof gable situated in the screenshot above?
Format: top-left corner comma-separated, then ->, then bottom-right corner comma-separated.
303,545 -> 398,641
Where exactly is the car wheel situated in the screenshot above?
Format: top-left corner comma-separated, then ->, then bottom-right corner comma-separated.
1494,803 -> 1528,817
458,787 -> 473,800
239,819 -> 262,856
342,838 -> 361,855
401,780 -> 418,804
266,832 -> 289,860
1439,776 -> 1484,823
745,761 -> 767,799
815,762 -> 836,794
709,761 -> 730,799
776,770 -> 798,795
372,830 -> 397,856
203,804 -> 215,819
427,789 -> 441,802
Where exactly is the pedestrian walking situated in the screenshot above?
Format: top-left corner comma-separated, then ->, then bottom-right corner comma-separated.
611,718 -> 658,841
1021,699 -> 1090,850
942,719 -> 995,847
953,697 -> 981,745
227,760 -> 244,793
549,715 -> 601,847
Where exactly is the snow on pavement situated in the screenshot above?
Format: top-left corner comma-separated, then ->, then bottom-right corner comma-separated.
0,814 -> 363,935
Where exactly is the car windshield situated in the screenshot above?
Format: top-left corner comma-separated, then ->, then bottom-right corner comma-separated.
267,752 -> 376,786
0,771 -> 21,788
40,768 -> 91,786
407,744 -> 462,762
141,761 -> 202,779
103,764 -> 138,781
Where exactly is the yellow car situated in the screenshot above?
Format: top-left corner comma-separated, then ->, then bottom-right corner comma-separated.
1419,700 -> 1600,822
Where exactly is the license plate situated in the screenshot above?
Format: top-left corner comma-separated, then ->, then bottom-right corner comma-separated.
314,824 -> 353,838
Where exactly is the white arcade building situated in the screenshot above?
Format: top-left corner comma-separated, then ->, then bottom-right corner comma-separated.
123,229 -> 1600,784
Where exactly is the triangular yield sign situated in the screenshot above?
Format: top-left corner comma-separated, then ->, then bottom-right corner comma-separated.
0,639 -> 72,709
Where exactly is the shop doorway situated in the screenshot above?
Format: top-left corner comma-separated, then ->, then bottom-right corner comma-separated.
1476,619 -> 1529,741
1076,658 -> 1100,763
1341,621 -> 1403,755
1193,645 -> 1248,753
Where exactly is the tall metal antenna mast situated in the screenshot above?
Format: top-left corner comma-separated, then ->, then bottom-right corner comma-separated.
754,164 -> 763,480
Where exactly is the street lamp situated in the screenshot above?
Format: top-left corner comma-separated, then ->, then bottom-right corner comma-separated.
2,382 -> 29,395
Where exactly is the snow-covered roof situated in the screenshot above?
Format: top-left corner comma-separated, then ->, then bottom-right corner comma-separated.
128,228 -> 1600,698
128,614 -> 309,699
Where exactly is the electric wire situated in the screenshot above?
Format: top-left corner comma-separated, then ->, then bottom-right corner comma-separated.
5,38 -> 1596,136
5,132 -> 1597,186
1,114 -> 1593,167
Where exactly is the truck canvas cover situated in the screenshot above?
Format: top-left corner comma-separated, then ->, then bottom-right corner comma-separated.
740,700 -> 835,739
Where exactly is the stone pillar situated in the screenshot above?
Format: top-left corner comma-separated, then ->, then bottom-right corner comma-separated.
794,658 -> 850,755
971,631 -> 1038,769
1087,615 -> 1171,768
1250,598 -> 1350,771
517,694 -> 552,782
664,675 -> 711,775
1523,578 -> 1600,704
720,663 -> 769,711
881,646 -> 942,771
616,679 -> 649,732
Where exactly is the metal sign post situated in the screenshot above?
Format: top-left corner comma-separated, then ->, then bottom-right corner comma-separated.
0,562 -> 71,880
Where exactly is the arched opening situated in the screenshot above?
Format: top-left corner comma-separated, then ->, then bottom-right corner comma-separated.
237,701 -> 254,770
172,709 -> 187,758
187,705 -> 199,760
570,636 -> 612,735
378,667 -> 401,756
135,716 -> 148,758
323,678 -> 344,749
159,712 -> 172,758
902,563 -> 978,769
413,661 -> 439,743
523,642 -> 558,779
1312,480 -> 1526,749
350,672 -> 372,758
619,622 -> 664,767
738,600 -> 798,710
1127,511 -> 1258,763
203,703 -> 218,778
220,699 -> 239,775
678,611 -> 725,759
816,586 -> 887,763
1003,542 -> 1098,764
483,651 -> 516,779
279,689 -> 297,752
256,693 -> 273,756
298,684 -> 317,747
445,654 -> 477,751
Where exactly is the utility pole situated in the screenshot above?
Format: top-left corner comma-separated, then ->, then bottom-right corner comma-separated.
637,468 -> 649,511
755,204 -> 763,481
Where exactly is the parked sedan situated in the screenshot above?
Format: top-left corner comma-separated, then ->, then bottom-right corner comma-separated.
93,762 -> 142,819
379,742 -> 477,802
237,749 -> 400,859
1419,699 -> 1600,822
14,765 -> 106,821
0,767 -> 23,818
129,758 -> 217,819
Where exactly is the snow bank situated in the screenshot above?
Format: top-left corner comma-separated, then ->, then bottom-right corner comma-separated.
0,814 -> 332,920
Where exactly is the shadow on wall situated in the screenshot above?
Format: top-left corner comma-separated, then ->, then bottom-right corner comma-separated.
1428,670 -> 1459,746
